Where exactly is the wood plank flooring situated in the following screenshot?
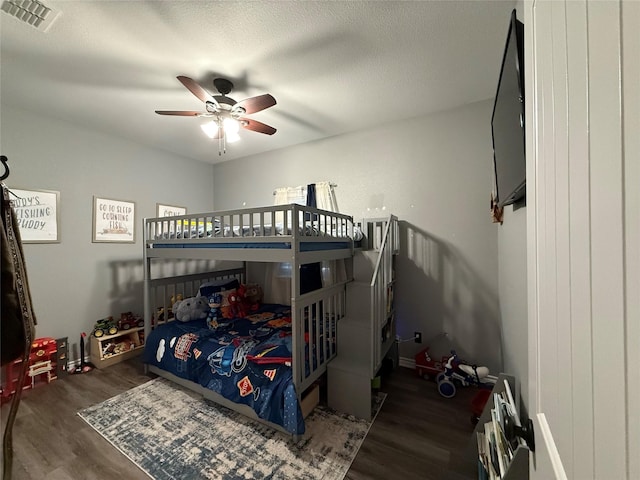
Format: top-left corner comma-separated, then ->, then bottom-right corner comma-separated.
1,359 -> 477,480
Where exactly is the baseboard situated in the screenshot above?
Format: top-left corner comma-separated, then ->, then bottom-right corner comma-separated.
399,356 -> 415,369
67,356 -> 91,369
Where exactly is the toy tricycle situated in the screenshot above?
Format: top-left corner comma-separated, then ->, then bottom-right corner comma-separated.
436,350 -> 492,398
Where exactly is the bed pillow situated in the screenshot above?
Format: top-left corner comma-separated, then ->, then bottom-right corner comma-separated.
198,278 -> 240,298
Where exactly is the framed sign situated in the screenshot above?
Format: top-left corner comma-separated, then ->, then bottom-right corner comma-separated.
156,204 -> 187,217
92,196 -> 136,243
10,188 -> 60,243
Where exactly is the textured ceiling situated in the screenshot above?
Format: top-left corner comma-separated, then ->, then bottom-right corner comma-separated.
0,0 -> 516,164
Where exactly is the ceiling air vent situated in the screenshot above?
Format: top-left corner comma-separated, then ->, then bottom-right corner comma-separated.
1,0 -> 60,32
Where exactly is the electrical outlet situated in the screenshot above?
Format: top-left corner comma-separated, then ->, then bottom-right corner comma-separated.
414,331 -> 422,343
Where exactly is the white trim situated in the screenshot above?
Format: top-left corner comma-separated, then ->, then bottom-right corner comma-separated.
398,356 -> 414,369
67,356 -> 90,369
536,413 -> 568,480
622,3 -> 640,479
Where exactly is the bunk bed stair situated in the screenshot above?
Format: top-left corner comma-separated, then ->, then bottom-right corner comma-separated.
328,216 -> 399,421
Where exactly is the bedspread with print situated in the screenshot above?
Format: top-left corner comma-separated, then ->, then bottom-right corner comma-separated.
141,304 -> 305,435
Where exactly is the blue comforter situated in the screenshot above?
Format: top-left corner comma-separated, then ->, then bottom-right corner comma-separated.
142,304 -> 305,435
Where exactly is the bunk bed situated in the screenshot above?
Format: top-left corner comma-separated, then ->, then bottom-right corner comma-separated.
142,204 -> 354,437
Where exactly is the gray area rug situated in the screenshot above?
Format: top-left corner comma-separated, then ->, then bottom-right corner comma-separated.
78,377 -> 385,480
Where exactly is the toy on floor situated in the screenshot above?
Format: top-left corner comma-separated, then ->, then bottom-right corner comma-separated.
414,332 -> 452,380
436,350 -> 491,398
414,346 -> 449,380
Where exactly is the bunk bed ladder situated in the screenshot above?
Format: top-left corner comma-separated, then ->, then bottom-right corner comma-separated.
327,214 -> 399,420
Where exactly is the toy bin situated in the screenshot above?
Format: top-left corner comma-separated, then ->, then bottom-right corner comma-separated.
470,388 -> 492,425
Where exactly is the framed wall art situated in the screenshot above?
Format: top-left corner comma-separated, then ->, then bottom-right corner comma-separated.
92,196 -> 136,243
156,203 -> 187,218
9,187 -> 60,243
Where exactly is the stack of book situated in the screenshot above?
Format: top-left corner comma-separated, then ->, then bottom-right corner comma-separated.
476,380 -> 521,480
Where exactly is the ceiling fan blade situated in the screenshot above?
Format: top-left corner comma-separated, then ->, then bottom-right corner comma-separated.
177,75 -> 218,107
155,110 -> 204,116
240,118 -> 277,135
236,94 -> 277,114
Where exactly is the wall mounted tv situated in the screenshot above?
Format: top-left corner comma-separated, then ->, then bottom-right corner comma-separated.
491,9 -> 525,208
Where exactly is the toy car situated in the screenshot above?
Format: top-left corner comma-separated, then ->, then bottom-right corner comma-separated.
93,316 -> 118,337
118,312 -> 144,330
414,346 -> 448,380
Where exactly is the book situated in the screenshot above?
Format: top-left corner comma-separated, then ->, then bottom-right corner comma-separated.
485,421 -> 500,479
491,409 -> 506,477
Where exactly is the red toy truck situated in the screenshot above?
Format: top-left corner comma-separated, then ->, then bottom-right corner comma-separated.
414,347 -> 449,380
118,312 -> 144,330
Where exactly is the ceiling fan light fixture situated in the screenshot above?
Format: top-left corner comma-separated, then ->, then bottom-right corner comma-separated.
223,119 -> 241,143
223,118 -> 239,134
157,75 -> 276,156
226,131 -> 241,143
200,120 -> 219,139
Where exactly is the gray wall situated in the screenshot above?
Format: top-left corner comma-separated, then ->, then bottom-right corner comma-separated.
1,104 -> 214,360
496,1 -> 528,403
2,97 -> 528,381
213,100 -> 504,373
497,205 -> 528,401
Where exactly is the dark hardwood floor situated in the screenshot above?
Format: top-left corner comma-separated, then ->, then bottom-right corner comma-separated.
1,358 -> 477,480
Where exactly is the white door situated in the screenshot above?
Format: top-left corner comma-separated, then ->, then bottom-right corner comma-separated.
526,0 -> 639,479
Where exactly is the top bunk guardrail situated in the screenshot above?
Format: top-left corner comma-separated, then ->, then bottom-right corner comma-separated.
145,204 -> 354,247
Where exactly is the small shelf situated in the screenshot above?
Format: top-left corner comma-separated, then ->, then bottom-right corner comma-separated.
471,374 -> 531,479
90,328 -> 144,369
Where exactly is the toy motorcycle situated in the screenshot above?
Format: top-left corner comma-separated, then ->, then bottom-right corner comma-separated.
436,350 -> 491,398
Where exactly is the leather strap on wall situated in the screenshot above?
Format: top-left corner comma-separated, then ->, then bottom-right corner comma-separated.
1,182 -> 37,480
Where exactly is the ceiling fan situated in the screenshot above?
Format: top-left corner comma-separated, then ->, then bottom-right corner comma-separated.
155,76 -> 277,155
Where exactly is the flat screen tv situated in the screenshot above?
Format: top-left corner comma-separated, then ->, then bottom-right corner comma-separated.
491,9 -> 525,208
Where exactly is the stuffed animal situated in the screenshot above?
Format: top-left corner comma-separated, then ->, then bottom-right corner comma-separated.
220,290 -> 236,319
206,292 -> 223,330
172,296 -> 209,322
155,294 -> 185,322
242,283 -> 263,312
229,288 -> 246,318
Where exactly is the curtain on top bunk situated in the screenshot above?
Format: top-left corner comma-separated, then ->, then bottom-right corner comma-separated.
265,182 -> 345,304
313,182 -> 346,288
301,184 -> 322,293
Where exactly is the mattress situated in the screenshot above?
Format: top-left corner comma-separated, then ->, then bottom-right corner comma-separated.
141,304 -> 306,435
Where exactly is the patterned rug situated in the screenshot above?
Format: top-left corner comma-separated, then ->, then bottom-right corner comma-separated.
78,377 -> 385,480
